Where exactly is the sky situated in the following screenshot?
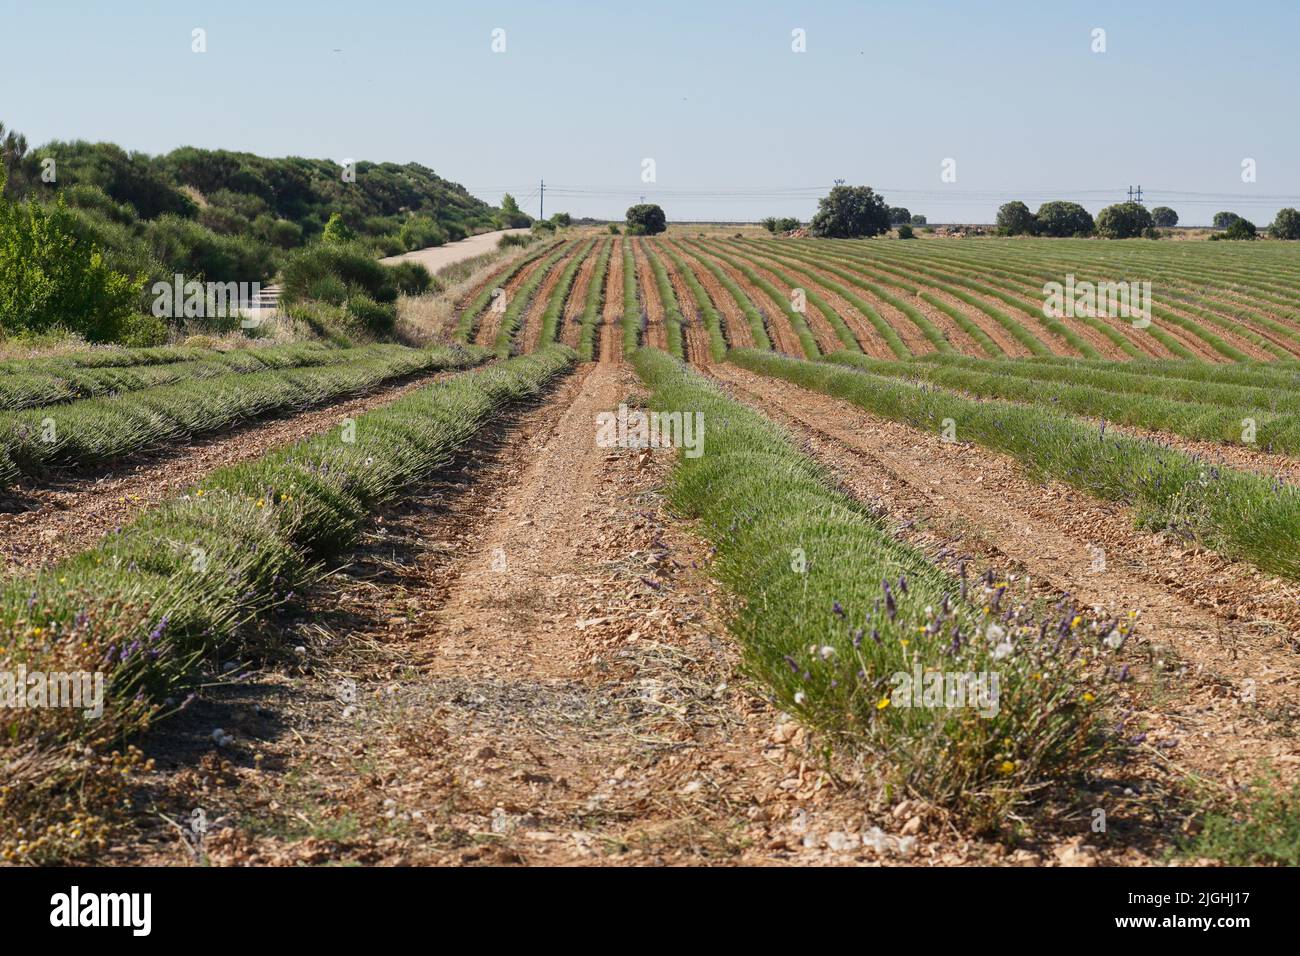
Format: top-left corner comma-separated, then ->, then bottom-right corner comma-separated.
4,0 -> 1298,225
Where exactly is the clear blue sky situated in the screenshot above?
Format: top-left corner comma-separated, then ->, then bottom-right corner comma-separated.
4,0 -> 1298,224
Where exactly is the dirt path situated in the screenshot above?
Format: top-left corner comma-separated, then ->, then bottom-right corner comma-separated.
380,228 -> 530,272
708,363 -> 1300,834
0,366 -> 480,573
123,364 -> 989,867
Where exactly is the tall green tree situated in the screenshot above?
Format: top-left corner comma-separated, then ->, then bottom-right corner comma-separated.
625,203 -> 667,235
1270,208 -> 1300,240
1035,201 -> 1095,237
1151,206 -> 1179,228
1096,202 -> 1154,239
995,201 -> 1036,235
809,185 -> 890,238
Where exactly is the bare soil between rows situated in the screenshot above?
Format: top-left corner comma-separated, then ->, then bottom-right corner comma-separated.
0,365 -> 482,574
708,363 -> 1300,862
118,364 -> 999,866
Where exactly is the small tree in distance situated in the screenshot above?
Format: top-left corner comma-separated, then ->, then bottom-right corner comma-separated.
499,193 -> 532,228
809,185 -> 891,238
910,213 -> 927,226
1221,218 -> 1258,240
995,201 -> 1036,236
1271,208 -> 1300,240
1035,201 -> 1095,237
625,203 -> 666,235
322,212 -> 355,244
888,206 -> 912,226
1096,202 -> 1154,239
1151,206 -> 1179,228
1212,211 -> 1242,230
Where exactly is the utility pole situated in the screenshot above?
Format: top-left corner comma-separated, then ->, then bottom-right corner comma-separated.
539,179 -> 544,220
834,178 -> 846,187
1126,185 -> 1145,204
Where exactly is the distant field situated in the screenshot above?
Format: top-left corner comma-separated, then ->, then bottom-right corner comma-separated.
459,233 -> 1300,365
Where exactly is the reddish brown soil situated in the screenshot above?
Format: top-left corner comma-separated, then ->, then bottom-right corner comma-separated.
118,365 -> 1003,867
684,243 -> 805,357
631,239 -> 667,351
0,366 -> 483,573
520,242 -> 585,354
474,249 -> 558,349
598,240 -> 625,364
560,239 -> 605,350
653,243 -> 714,364
708,363 -> 1300,835
665,241 -> 754,351
735,245 -> 901,359
718,246 -> 844,355
754,250 -> 939,357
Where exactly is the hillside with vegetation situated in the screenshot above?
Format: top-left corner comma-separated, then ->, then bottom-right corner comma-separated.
0,121 -> 525,345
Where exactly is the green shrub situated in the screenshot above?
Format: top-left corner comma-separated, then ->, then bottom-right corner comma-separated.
304,274 -> 348,305
625,203 -> 667,236
253,214 -> 303,249
280,241 -> 396,306
632,349 -> 1115,822
345,294 -> 397,337
1151,206 -> 1179,227
1270,208 -> 1300,240
398,216 -> 446,251
145,213 -> 275,282
1035,201 -> 1094,237
809,185 -> 889,238
285,300 -> 353,345
322,212 -> 356,244
896,224 -> 915,239
0,182 -> 143,341
1185,775 -> 1300,865
117,312 -> 169,347
1096,201 -> 1153,239
1212,218 -> 1258,240
607,224 -> 621,235
995,200 -> 1036,236
498,232 -> 532,249
497,193 -> 532,228
386,260 -> 435,296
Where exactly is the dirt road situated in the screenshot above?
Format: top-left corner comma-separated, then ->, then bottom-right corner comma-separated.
381,228 -> 531,273
122,364 -> 1012,867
